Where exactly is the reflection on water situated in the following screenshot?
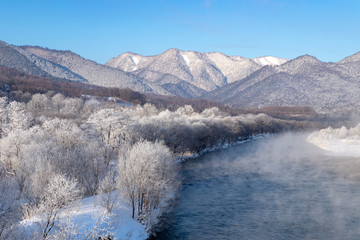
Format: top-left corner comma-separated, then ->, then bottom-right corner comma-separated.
156,133 -> 360,240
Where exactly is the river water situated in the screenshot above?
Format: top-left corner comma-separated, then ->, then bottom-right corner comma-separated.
156,133 -> 360,240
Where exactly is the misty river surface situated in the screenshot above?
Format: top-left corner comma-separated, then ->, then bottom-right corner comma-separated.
156,133 -> 360,240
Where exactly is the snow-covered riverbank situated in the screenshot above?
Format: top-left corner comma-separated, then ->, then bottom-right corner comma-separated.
20,193 -> 148,240
177,133 -> 272,162
307,124 -> 360,156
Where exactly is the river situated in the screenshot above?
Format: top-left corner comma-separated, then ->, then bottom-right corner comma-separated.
156,133 -> 360,240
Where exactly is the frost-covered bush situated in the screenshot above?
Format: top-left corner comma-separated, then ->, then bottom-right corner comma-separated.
37,173 -> 81,240
97,173 -> 118,214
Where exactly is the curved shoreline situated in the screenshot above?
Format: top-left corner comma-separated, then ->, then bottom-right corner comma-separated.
149,133 -> 274,239
175,133 -> 273,162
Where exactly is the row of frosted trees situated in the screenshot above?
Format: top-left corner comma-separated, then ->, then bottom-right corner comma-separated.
0,93 -> 289,239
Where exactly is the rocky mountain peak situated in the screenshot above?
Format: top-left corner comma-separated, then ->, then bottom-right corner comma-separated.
291,54 -> 322,64
339,52 -> 360,63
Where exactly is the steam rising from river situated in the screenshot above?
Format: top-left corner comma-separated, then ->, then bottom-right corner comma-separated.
157,132 -> 360,239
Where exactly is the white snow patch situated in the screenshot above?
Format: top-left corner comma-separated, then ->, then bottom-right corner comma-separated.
131,56 -> 139,65
130,56 -> 140,71
307,124 -> 360,156
20,192 -> 148,240
181,54 -> 190,66
253,56 -> 288,66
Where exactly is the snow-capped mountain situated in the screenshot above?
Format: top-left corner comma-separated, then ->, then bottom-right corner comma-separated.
20,46 -> 167,94
204,54 -> 360,112
107,49 -> 226,96
0,40 -> 166,94
0,41 -> 86,82
106,49 -> 288,97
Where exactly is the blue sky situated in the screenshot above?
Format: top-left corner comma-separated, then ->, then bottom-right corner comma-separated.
1,0 -> 359,63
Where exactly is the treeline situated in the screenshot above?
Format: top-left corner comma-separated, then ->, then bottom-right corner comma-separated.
122,104 -> 302,155
0,66 -> 321,121
237,106 -> 319,120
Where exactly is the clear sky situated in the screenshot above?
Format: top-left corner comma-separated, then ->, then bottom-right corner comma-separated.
1,0 -> 359,64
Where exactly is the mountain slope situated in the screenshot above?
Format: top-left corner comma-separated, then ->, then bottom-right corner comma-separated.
20,46 -> 167,94
331,52 -> 360,78
204,54 -> 360,112
205,52 -> 260,83
0,41 -> 86,82
106,49 -> 288,97
107,49 -> 227,92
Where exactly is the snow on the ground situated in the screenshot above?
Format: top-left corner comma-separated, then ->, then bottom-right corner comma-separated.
177,133 -> 272,162
20,192 -> 148,240
307,124 -> 360,156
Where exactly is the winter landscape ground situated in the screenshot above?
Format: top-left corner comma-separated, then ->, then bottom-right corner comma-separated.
1,0 -> 360,239
1,39 -> 360,239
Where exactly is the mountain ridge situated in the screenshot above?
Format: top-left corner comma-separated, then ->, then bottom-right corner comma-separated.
1,40 -> 360,113
203,52 -> 360,112
106,48 -> 288,96
19,45 -> 167,94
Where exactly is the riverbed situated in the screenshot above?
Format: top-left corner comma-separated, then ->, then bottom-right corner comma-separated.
156,133 -> 360,240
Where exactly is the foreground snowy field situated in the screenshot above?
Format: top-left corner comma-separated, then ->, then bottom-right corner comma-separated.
20,192 -> 148,240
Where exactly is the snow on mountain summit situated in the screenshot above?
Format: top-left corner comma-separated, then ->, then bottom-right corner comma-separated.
181,54 -> 190,65
106,49 -> 289,94
252,56 -> 288,66
106,52 -> 150,72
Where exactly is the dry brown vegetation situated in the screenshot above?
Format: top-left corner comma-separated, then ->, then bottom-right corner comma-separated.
0,66 -> 146,104
0,65 -> 325,123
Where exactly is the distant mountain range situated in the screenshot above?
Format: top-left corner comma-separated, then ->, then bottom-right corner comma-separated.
106,49 -> 287,98
1,40 -> 360,112
203,54 -> 360,112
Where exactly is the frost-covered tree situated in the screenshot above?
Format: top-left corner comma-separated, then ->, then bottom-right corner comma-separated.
37,174 -> 81,240
97,172 -> 118,214
0,97 -> 8,138
27,94 -> 51,115
6,101 -> 32,135
117,140 -> 179,229
51,93 -> 65,114
41,118 -> 98,193
87,109 -> 128,167
81,98 -> 101,117
60,97 -> 84,117
0,129 -> 32,188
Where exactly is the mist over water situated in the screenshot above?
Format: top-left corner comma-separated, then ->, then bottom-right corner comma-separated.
156,133 -> 360,240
